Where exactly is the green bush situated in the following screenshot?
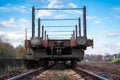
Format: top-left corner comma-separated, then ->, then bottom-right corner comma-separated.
15,45 -> 26,59
111,58 -> 120,63
0,45 -> 16,58
0,35 -> 16,58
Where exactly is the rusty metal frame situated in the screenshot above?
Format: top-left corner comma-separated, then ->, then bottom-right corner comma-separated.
32,6 -> 87,38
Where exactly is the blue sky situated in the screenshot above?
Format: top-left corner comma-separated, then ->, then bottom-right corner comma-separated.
0,0 -> 120,55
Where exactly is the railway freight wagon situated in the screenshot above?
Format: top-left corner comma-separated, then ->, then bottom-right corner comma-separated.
25,6 -> 93,68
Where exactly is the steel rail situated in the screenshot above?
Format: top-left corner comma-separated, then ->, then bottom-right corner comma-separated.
7,65 -> 108,80
73,67 -> 108,80
8,68 -> 45,80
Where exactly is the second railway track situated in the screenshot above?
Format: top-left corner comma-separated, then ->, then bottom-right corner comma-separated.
8,63 -> 108,80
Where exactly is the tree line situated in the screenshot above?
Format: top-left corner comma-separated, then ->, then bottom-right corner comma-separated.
0,34 -> 26,59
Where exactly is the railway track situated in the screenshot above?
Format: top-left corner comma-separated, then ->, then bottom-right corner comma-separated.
8,67 -> 45,80
72,67 -> 108,80
8,63 -> 108,80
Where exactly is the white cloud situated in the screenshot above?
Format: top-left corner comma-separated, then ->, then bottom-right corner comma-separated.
0,18 -> 30,29
18,18 -> 30,30
68,3 -> 77,8
0,18 -> 16,28
104,41 -> 120,53
115,16 -> 120,19
36,0 -> 64,18
0,32 -> 24,47
0,18 -> 31,47
54,14 -> 67,19
87,16 -> 102,24
114,7 -> 120,12
36,0 -> 65,18
36,10 -> 53,18
116,42 -> 120,47
36,1 -> 82,18
86,31 -> 120,55
74,10 -> 82,14
113,7 -> 120,19
30,0 -> 46,3
0,6 -> 9,11
47,0 -> 63,8
104,32 -> 119,37
64,2 -> 82,15
86,41 -> 120,55
0,4 -> 28,13
93,20 -> 101,24
87,16 -> 97,20
63,10 -> 82,15
0,31 -> 31,47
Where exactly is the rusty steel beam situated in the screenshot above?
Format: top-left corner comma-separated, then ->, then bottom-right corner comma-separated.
83,6 -> 87,37
32,6 -> 35,38
44,26 -> 75,27
48,34 -> 71,36
40,19 -> 78,21
35,8 -> 83,10
78,17 -> 81,37
38,18 -> 40,37
47,31 -> 72,32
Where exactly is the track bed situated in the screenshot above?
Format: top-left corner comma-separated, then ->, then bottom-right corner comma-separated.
33,69 -> 82,80
8,63 -> 108,80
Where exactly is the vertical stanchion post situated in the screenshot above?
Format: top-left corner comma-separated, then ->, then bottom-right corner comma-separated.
75,25 -> 77,38
25,28 -> 27,40
38,18 -> 40,37
83,6 -> 87,37
72,30 -> 75,39
45,31 -> 46,40
42,25 -> 44,39
47,35 -> 48,40
78,17 -> 81,37
32,6 -> 35,38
